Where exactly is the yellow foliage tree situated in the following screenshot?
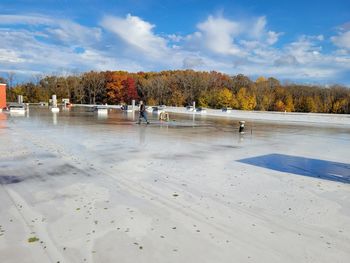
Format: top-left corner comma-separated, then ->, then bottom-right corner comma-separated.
274,100 -> 286,111
284,95 -> 295,112
198,91 -> 211,107
332,98 -> 348,113
237,88 -> 257,110
214,88 -> 238,108
256,76 -> 267,83
305,97 -> 317,112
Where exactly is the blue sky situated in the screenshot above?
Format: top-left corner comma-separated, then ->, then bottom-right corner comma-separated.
0,0 -> 350,84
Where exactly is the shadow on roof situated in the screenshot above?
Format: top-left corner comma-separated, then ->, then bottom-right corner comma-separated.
237,153 -> 350,184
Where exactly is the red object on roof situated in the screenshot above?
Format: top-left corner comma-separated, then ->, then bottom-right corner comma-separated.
0,83 -> 6,110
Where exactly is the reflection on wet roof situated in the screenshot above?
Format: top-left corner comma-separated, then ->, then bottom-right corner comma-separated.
238,154 -> 350,184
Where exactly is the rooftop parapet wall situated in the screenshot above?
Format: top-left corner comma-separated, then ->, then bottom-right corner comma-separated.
0,83 -> 6,109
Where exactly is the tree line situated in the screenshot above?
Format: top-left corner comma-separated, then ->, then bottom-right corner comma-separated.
2,70 -> 350,113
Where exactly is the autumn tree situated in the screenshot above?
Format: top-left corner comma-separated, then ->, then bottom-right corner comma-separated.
198,91 -> 211,108
302,97 -> 317,112
212,88 -> 238,108
122,77 -> 139,104
332,98 -> 348,113
284,95 -> 295,112
274,100 -> 285,111
4,69 -> 350,114
169,89 -> 186,106
237,88 -> 257,110
82,71 -> 106,104
105,71 -> 128,104
232,74 -> 252,92
255,76 -> 267,84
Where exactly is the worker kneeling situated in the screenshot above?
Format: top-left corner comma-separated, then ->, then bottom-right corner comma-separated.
159,111 -> 169,122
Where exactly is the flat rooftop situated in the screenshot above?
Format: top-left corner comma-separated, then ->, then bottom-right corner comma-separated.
0,106 -> 349,263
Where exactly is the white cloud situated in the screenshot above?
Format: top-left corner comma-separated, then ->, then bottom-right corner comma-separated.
266,31 -> 280,45
249,16 -> 281,45
331,30 -> 350,49
250,16 -> 267,38
0,13 -> 349,84
167,34 -> 183,42
182,57 -> 205,68
274,55 -> 298,66
334,49 -> 349,55
101,14 -> 169,59
238,63 -> 338,80
284,36 -> 323,64
0,17 -> 141,74
337,22 -> 350,32
0,14 -> 52,25
46,20 -> 101,45
0,14 -> 101,47
184,15 -> 281,58
0,48 -> 25,63
195,15 -> 242,55
316,35 -> 324,41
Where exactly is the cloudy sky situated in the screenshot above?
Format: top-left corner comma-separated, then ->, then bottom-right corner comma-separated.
0,0 -> 350,84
